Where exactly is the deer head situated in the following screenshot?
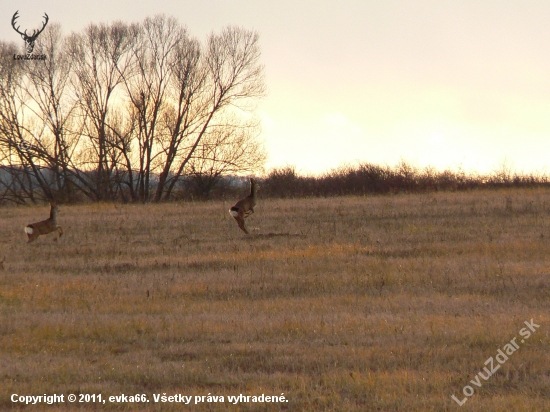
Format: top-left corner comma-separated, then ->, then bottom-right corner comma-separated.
11,11 -> 49,55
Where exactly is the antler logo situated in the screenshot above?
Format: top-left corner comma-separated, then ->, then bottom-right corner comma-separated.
11,11 -> 49,56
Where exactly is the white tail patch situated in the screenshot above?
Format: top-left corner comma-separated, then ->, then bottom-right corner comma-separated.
229,209 -> 239,217
24,226 -> 33,235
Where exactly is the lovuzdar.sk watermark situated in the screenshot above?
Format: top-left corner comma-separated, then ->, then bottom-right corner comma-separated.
13,54 -> 47,60
11,10 -> 49,60
451,318 -> 540,406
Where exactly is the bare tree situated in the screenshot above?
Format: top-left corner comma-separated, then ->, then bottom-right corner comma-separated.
0,41 -> 48,204
67,21 -> 136,200
117,18 -> 266,202
0,18 -> 266,204
23,24 -> 84,202
156,25 -> 266,201
151,29 -> 206,202
118,15 -> 192,202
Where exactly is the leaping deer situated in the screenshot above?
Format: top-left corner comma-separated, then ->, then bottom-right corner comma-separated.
229,178 -> 258,234
25,201 -> 63,243
11,11 -> 49,55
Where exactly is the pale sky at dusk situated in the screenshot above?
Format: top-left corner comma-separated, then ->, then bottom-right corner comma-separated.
2,1 -> 550,175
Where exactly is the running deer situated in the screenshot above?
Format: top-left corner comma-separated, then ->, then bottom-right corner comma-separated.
25,201 -> 63,243
229,178 -> 258,234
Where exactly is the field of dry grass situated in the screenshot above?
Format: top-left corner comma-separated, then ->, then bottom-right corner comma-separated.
1,188 -> 550,411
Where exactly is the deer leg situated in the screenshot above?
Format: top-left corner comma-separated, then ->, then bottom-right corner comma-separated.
235,210 -> 249,234
52,226 -> 63,242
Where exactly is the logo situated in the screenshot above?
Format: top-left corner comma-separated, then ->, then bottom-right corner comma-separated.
11,10 -> 49,60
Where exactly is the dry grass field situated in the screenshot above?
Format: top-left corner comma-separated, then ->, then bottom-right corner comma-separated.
1,188 -> 550,411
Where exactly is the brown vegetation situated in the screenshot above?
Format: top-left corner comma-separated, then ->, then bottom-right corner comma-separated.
1,189 -> 549,410
261,162 -> 550,199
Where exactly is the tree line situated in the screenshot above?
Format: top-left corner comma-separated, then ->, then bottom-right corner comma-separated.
0,15 -> 266,204
258,162 -> 550,199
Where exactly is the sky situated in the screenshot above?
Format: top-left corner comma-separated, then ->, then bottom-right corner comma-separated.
2,1 -> 550,175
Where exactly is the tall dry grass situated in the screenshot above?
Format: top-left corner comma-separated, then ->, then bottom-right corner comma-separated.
1,189 -> 549,410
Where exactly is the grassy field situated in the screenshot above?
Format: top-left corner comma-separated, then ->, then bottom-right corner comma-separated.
1,188 -> 549,411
